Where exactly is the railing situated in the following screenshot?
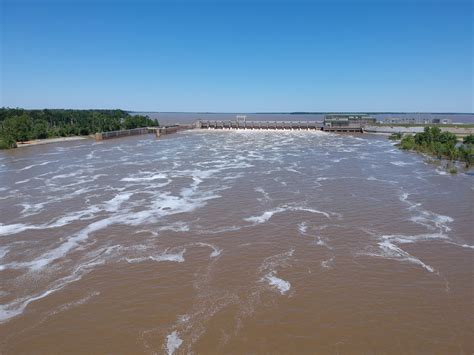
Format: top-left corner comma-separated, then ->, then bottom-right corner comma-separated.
95,127 -> 151,140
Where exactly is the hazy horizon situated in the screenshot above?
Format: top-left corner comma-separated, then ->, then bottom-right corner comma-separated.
2,107 -> 473,115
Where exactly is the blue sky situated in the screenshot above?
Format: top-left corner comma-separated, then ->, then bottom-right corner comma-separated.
1,0 -> 472,112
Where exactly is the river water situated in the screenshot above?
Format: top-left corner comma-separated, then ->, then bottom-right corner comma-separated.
0,130 -> 472,354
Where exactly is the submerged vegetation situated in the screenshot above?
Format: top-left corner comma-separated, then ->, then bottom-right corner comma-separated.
0,108 -> 158,149
396,127 -> 474,169
388,132 -> 403,140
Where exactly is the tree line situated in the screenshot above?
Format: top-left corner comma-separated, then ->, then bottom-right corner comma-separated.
0,108 -> 159,149
394,127 -> 474,170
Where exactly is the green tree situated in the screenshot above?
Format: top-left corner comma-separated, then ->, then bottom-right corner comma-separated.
2,114 -> 33,142
0,136 -> 17,149
458,144 -> 473,168
438,131 -> 457,146
0,108 -> 157,149
463,135 -> 474,144
399,134 -> 415,150
33,120 -> 49,139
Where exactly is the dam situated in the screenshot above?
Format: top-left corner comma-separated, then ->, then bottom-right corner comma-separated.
196,120 -> 365,133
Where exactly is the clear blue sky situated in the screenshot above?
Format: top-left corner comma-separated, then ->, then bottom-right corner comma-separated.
1,0 -> 472,112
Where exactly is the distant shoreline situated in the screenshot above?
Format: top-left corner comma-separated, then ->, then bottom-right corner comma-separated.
130,111 -> 474,115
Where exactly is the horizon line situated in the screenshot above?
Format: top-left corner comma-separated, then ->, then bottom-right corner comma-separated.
1,107 -> 473,115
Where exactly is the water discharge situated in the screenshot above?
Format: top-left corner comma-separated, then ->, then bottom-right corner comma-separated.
0,130 -> 472,353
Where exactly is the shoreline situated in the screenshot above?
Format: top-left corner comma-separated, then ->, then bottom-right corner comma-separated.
16,136 -> 90,148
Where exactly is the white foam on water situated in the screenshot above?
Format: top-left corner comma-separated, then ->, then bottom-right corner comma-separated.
0,246 -> 9,259
0,252 -> 106,323
330,157 -> 348,163
450,243 -> 474,249
126,248 -> 186,264
321,257 -> 334,269
390,161 -> 413,167
376,239 -> 435,273
399,192 -> 410,202
44,291 -> 100,319
178,314 -> 190,323
134,229 -> 159,237
197,225 -> 243,234
263,273 -> 291,295
159,222 -> 190,233
47,205 -> 103,229
19,167 -> 225,269
0,223 -> 30,237
15,178 -> 33,185
284,166 -> 302,174
19,217 -> 118,271
260,249 -> 294,271
382,233 -> 449,245
255,187 -> 271,201
121,173 -> 168,182
165,331 -> 183,355
315,236 -> 332,249
244,205 -> 332,225
297,222 -> 308,234
18,201 -> 49,216
244,207 -> 286,224
367,176 -> 398,184
18,160 -> 58,172
104,192 -> 133,212
398,191 -> 453,233
0,288 -> 57,322
258,249 -> 294,295
51,171 -> 83,180
410,213 -> 453,232
195,242 -> 222,258
151,248 -> 186,263
293,207 -> 331,219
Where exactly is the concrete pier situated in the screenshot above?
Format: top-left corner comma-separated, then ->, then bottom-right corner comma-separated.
95,125 -> 193,141
155,124 -> 194,137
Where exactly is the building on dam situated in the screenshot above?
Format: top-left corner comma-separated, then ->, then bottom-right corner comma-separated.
323,114 -> 376,127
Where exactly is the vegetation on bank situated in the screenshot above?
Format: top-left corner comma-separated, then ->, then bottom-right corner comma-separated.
394,127 -> 474,170
0,108 -> 158,149
388,132 -> 403,140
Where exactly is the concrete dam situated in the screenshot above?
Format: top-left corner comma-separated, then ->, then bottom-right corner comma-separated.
196,120 -> 365,133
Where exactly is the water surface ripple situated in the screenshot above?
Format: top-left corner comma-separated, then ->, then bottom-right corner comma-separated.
0,130 -> 472,353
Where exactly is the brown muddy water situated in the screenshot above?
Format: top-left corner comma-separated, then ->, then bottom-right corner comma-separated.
0,130 -> 473,354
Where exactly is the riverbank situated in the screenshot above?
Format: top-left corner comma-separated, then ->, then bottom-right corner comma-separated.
16,136 -> 89,148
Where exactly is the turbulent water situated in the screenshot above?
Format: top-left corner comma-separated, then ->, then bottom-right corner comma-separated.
0,130 -> 472,353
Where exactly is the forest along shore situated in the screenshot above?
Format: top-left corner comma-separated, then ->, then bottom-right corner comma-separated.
0,108 -> 158,149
